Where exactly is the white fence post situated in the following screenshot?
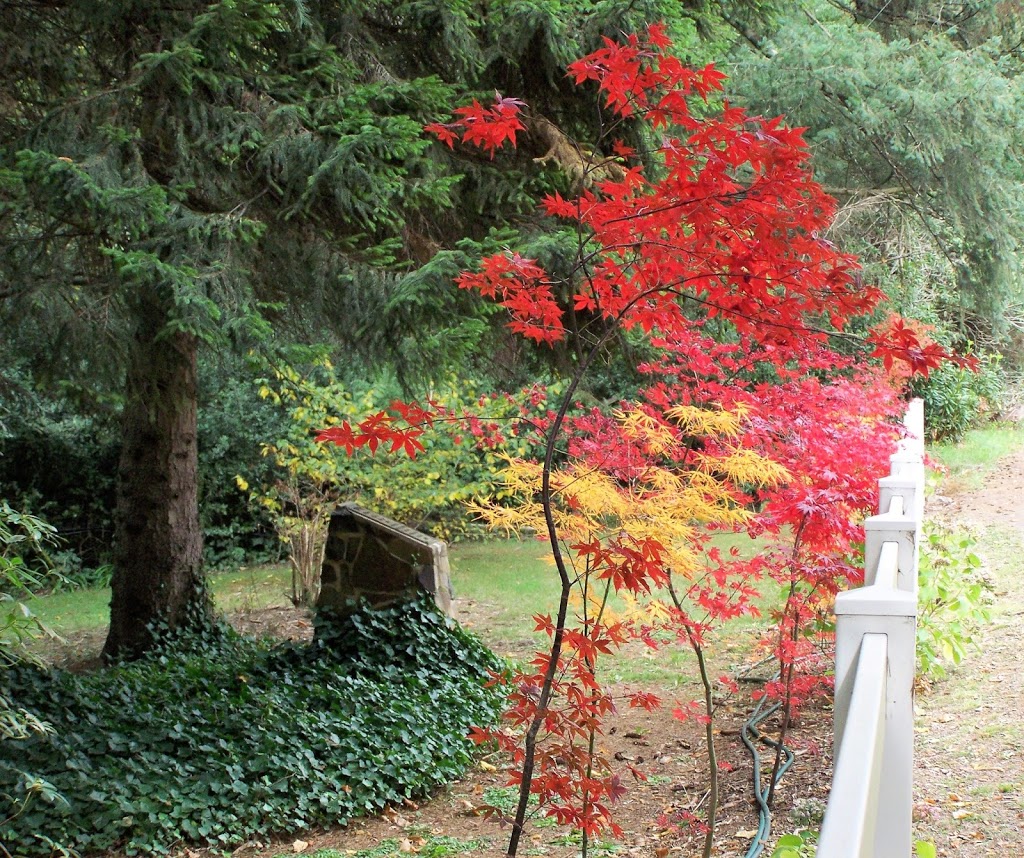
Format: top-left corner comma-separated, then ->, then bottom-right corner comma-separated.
863,505 -> 919,593
826,587 -> 917,857
877,473 -> 920,519
817,399 -> 923,857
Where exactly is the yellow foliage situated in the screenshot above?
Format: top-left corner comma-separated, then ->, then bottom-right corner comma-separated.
471,404 -> 783,589
696,446 -> 790,487
664,403 -> 745,438
618,591 -> 674,626
614,407 -> 678,455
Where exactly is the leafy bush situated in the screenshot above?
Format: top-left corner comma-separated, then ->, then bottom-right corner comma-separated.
48,562 -> 114,593
1,502 -> 63,843
0,599 -> 504,855
916,522 -> 993,681
248,361 -> 559,548
198,353 -> 289,568
0,413 -> 119,576
912,353 -> 1003,442
1,501 -> 60,661
771,830 -> 817,857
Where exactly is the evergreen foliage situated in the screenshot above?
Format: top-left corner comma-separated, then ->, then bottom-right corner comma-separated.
728,1 -> 1024,352
0,0 -> 786,654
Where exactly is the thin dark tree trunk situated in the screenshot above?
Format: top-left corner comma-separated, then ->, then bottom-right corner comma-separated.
506,326 -> 615,858
103,291 -> 208,662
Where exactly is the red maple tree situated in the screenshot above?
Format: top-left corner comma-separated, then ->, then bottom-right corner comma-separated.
320,25 -> 950,858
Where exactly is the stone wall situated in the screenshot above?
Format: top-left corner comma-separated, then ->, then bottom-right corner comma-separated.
316,502 -> 452,616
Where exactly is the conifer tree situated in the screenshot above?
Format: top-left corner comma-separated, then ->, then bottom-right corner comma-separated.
0,0 -> 776,658
0,0 -> 466,658
729,0 -> 1024,348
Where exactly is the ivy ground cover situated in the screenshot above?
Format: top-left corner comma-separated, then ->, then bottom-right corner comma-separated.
0,600 -> 504,856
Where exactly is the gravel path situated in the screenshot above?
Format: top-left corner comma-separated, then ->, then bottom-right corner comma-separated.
913,448 -> 1024,856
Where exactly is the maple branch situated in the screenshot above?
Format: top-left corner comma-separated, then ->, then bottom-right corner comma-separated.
508,320 -> 622,857
668,575 -> 718,858
595,180 -> 779,229
664,285 -> 866,346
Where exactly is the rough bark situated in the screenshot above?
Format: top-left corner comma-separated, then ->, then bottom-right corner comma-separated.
102,292 -> 208,662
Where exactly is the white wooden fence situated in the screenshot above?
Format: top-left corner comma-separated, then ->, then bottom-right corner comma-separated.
817,399 -> 924,857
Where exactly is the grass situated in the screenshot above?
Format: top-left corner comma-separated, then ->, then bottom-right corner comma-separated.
449,537 -> 559,641
931,421 -> 1024,489
25,563 -> 294,637
450,531 -> 784,686
23,528 -> 786,687
26,583 -> 111,635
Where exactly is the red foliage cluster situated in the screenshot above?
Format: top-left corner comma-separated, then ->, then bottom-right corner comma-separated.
471,634 -> 640,838
314,400 -> 435,458
424,92 -> 527,156
321,24 -> 959,852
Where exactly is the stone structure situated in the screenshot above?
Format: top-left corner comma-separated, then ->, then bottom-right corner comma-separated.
316,502 -> 452,616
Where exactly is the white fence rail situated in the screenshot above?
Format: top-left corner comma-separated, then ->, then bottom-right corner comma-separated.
817,399 -> 924,857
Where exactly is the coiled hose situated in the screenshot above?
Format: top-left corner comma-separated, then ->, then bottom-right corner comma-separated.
740,693 -> 796,858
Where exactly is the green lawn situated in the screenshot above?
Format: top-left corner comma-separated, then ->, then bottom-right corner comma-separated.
452,530 -> 782,686
931,421 -> 1024,489
25,563 -> 294,636
25,531 -> 781,687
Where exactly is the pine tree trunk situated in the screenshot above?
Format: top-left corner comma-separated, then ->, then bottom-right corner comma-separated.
102,292 -> 208,662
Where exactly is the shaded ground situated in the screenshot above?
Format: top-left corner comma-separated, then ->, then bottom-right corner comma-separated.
913,446 -> 1024,856
52,439 -> 1024,858
46,598 -> 835,857
194,619 -> 833,858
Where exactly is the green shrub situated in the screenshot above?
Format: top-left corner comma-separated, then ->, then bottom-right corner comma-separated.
198,352 -> 290,568
771,830 -> 817,857
1,501 -> 60,660
0,599 -> 505,855
1,502 -> 63,844
911,353 -> 1003,442
0,413 -> 119,576
247,362 -> 560,545
916,522 -> 993,681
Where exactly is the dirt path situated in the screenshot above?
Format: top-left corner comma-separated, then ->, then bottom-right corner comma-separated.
913,447 -> 1024,856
